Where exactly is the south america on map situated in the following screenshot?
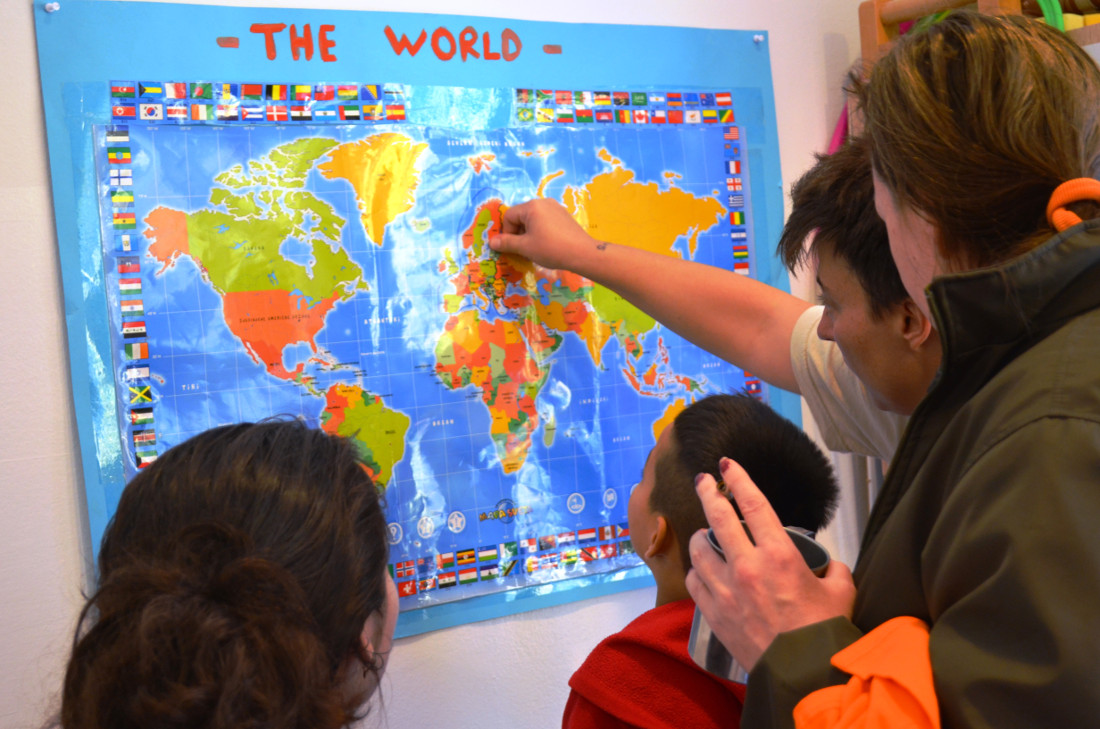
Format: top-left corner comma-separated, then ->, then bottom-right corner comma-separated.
101,118 -> 759,610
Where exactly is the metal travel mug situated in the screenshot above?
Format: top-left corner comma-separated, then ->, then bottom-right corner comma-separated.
687,523 -> 831,683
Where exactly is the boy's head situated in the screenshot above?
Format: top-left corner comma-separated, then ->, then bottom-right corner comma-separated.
628,394 -> 838,585
778,136 -> 941,415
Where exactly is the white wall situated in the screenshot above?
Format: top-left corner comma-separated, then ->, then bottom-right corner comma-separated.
0,1 -> 862,728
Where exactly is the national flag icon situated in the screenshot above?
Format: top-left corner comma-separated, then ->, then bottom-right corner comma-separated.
598,543 -> 618,559
727,177 -> 743,191
385,105 -> 406,121
124,365 -> 150,380
616,109 -> 632,124
525,556 -> 540,573
648,93 -> 666,104
720,109 -> 735,123
731,230 -> 748,241
480,564 -> 500,581
520,537 -> 538,553
290,105 -> 311,121
557,531 -> 576,546
437,552 -> 455,569
129,385 -> 152,403
575,108 -> 594,123
418,577 -> 436,592
241,83 -> 264,101
397,579 -> 417,597
556,107 -> 574,123
138,83 -> 163,98
384,85 -> 405,101
112,103 -> 136,120
478,545 -> 498,562
668,110 -> 684,124
631,92 -> 648,106
576,91 -> 593,106
292,84 -> 312,101
313,84 -> 335,101
580,546 -> 599,562
499,542 -> 518,560
699,92 -> 715,106
267,104 -> 289,122
724,126 -> 740,140
190,103 -> 212,121
594,91 -> 612,106
164,83 -> 187,100
136,450 -> 158,468
733,245 -> 750,260
122,320 -> 146,338
117,255 -> 140,273
416,557 -> 432,575
716,92 -> 733,106
515,88 -> 532,104
216,104 -> 239,121
539,553 -> 560,570
165,104 -> 188,121
124,342 -> 148,360
120,299 -> 144,317
129,407 -> 154,425
456,549 -> 476,566
107,147 -> 131,164
216,83 -> 239,102
395,559 -> 415,578
744,378 -> 761,392
241,105 -> 264,120
111,83 -> 136,98
139,103 -> 164,120
113,212 -> 136,229
555,90 -> 573,104
535,89 -> 553,103
458,567 -> 478,585
578,527 -> 597,542
105,129 -> 129,144
598,525 -> 614,541
651,109 -> 667,124
132,429 -> 156,447
612,92 -> 630,106
619,540 -> 637,556
595,110 -> 613,123
561,549 -> 579,565
117,234 -> 132,252
727,160 -> 742,175
685,110 -> 702,124
360,103 -> 383,120
536,108 -> 553,123
517,107 -> 535,122
438,571 -> 457,588
313,106 -> 337,120
339,84 -> 361,100
538,535 -> 558,551
615,523 -> 630,538
633,110 -> 648,124
684,92 -> 700,105
111,191 -> 135,207
339,104 -> 360,121
267,84 -> 288,100
730,211 -> 745,226
667,92 -> 683,107
702,109 -> 719,123
190,82 -> 213,99
729,194 -> 745,208
109,167 -> 132,186
500,559 -> 517,577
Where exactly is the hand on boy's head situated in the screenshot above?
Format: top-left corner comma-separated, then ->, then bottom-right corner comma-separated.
488,198 -> 599,272
685,459 -> 857,671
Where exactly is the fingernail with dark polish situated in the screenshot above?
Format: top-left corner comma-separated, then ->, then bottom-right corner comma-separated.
695,473 -> 707,487
719,457 -> 731,473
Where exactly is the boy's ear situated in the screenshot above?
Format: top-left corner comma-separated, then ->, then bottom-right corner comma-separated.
643,514 -> 675,560
899,298 -> 934,350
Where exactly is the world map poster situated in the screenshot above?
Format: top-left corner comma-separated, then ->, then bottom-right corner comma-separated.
36,2 -> 788,635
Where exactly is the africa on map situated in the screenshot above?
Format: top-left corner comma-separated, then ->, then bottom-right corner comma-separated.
100,110 -> 760,610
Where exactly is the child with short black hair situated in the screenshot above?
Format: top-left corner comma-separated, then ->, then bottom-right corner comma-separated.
562,393 -> 838,729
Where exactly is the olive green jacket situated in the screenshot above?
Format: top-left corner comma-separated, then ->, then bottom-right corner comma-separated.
744,223 -> 1100,728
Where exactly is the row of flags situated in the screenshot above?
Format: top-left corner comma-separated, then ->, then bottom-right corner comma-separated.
112,99 -> 407,123
516,89 -> 735,108
391,525 -> 633,598
517,106 -> 735,125
104,125 -> 157,470
112,81 -> 400,103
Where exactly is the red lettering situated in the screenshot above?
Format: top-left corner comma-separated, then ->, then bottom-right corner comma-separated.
289,23 -> 314,61
251,23 -> 286,60
459,26 -> 479,61
502,28 -> 522,61
384,26 -> 427,56
482,31 -> 501,61
319,24 -> 336,61
431,27 -> 456,60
